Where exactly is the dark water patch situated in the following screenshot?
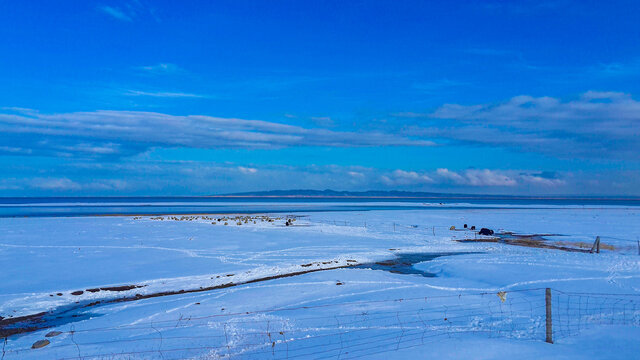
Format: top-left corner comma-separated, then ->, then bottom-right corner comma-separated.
0,302 -> 101,338
354,252 -> 472,277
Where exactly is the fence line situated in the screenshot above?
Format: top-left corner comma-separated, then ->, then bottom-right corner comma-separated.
3,288 -> 640,359
311,218 -> 640,254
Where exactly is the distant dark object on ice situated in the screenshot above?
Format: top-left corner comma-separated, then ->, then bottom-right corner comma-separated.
470,226 -> 476,230
479,228 -> 494,236
463,224 -> 467,228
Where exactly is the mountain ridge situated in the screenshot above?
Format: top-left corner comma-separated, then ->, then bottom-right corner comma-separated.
221,189 -> 638,199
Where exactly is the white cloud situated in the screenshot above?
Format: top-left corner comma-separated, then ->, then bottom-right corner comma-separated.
238,166 -> 258,174
399,91 -> 640,159
520,174 -> 566,186
436,168 -> 465,183
381,170 -> 434,186
436,168 -> 517,187
0,109 -> 434,158
464,169 -> 517,187
435,169 -> 568,188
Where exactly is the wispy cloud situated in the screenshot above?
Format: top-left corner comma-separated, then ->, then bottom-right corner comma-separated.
479,0 -> 568,15
28,177 -> 129,192
58,143 -> 121,155
310,116 -> 335,127
0,145 -> 33,155
99,5 -> 133,22
30,177 -> 82,191
412,79 -> 468,94
589,58 -> 640,77
124,90 -> 205,98
98,1 -> 159,22
137,63 -> 184,74
0,107 -> 38,114
463,48 -> 519,57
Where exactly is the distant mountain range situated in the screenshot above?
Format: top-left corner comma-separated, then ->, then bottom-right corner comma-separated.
225,189 -> 459,198
220,189 -> 630,199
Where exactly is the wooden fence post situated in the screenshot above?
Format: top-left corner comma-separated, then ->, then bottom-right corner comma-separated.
545,288 -> 553,344
590,236 -> 600,254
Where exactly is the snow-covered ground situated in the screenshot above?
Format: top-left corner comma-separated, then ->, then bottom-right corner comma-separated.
1,204 -> 639,359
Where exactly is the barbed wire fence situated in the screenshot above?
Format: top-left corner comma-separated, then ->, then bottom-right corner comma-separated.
3,288 -> 639,359
311,218 -> 640,255
552,289 -> 640,339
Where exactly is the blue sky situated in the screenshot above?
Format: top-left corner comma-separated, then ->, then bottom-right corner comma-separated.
1,0 -> 639,196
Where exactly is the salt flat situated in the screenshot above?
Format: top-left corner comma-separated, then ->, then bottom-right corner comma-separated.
1,204 -> 639,359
